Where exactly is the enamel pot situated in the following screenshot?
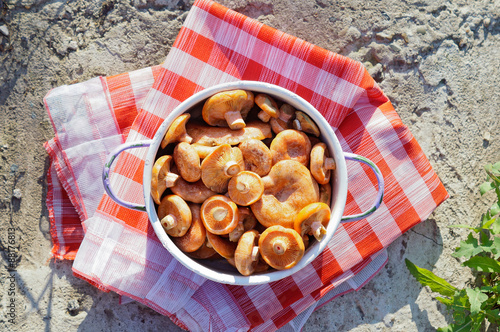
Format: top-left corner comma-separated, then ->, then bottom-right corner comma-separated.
103,81 -> 384,285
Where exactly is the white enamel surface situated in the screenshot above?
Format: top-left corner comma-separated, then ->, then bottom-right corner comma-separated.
143,81 -> 348,285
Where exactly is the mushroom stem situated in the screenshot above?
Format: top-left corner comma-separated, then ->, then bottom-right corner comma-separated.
212,207 -> 229,221
224,111 -> 246,130
165,173 -> 180,187
161,215 -> 177,231
235,180 -> 250,194
324,158 -> 336,170
224,161 -> 241,177
293,119 -> 302,131
273,239 -> 287,255
311,222 -> 327,241
229,222 -> 244,242
179,133 -> 193,144
258,110 -> 272,123
251,246 -> 260,262
192,144 -> 217,159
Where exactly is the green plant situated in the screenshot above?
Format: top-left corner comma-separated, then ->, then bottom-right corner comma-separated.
406,161 -> 500,331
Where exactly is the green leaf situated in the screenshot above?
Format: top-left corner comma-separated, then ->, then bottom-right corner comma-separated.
490,218 -> 500,234
405,259 -> 458,297
466,288 -> 488,315
490,202 -> 500,217
463,256 -> 500,273
436,296 -> 453,306
485,308 -> 500,324
480,181 -> 495,195
452,233 -> 484,259
437,317 -> 472,332
493,161 -> 500,172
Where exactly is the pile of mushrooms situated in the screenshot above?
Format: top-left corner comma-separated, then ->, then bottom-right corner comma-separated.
152,89 -> 336,276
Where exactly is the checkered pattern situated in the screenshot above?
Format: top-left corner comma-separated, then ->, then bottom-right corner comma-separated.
44,0 -> 448,330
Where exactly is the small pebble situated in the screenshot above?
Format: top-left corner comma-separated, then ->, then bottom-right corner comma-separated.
483,131 -> 491,141
416,26 -> 427,34
13,189 -> 22,199
0,25 -> 8,37
390,43 -> 402,52
484,18 -> 491,28
68,40 -> 78,51
3,144 -> 8,149
376,32 -> 394,42
10,164 -> 19,172
67,299 -> 80,315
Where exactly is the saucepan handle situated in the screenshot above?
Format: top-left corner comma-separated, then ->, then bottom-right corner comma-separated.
340,152 -> 384,223
102,140 -> 153,212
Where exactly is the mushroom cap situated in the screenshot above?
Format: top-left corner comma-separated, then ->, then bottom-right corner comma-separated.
270,103 -> 295,134
255,94 -> 280,122
186,120 -> 272,146
202,90 -> 254,129
172,203 -> 206,252
319,182 -> 332,205
174,142 -> 202,182
201,144 -> 245,193
251,160 -> 319,228
206,230 -> 238,259
270,129 -> 312,166
170,177 -> 218,204
234,229 -> 260,276
239,139 -> 272,176
228,171 -> 264,206
228,207 -> 258,242
161,114 -> 193,149
157,195 -> 192,237
191,144 -> 217,159
310,142 -> 335,185
187,238 -> 218,259
151,155 -> 179,205
201,195 -> 240,235
293,111 -> 321,137
258,225 -> 305,270
294,202 -> 331,241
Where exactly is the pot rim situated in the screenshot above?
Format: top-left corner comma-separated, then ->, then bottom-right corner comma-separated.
143,81 -> 348,285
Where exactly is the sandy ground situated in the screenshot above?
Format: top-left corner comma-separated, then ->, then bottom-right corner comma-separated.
0,0 -> 499,331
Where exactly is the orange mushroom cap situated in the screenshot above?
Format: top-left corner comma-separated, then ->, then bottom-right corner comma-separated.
270,103 -> 295,135
234,229 -> 260,276
251,160 -> 319,228
293,111 -> 321,137
161,114 -> 193,149
310,142 -> 336,185
151,155 -> 180,205
172,203 -> 206,253
202,90 -> 254,130
187,238 -> 217,259
228,207 -> 258,242
255,93 -> 280,122
201,195 -> 239,235
270,129 -> 312,167
187,120 -> 272,146
239,139 -> 272,176
228,171 -> 264,206
170,177 -> 218,204
294,202 -> 331,241
173,142 -> 202,183
258,225 -> 305,270
206,230 -> 238,259
157,195 -> 192,237
201,144 -> 245,193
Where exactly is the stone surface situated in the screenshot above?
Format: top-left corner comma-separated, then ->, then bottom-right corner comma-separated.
0,0 -> 499,331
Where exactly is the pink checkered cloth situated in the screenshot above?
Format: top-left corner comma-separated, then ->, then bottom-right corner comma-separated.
44,0 -> 448,330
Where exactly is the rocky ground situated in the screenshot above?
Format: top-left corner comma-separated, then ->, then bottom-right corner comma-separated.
0,0 -> 499,331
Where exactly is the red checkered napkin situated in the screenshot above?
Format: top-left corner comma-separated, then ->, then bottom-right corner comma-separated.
44,0 -> 448,330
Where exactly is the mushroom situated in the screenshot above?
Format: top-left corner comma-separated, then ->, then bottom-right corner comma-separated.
191,144 -> 217,159
239,139 -> 272,176
310,142 -> 336,185
251,160 -> 319,229
200,195 -> 239,235
319,182 -> 332,205
187,238 -> 218,259
157,195 -> 192,237
151,155 -> 180,205
270,129 -> 312,167
206,230 -> 238,259
227,171 -> 264,206
171,203 -> 206,253
294,202 -> 331,241
255,93 -> 280,122
173,142 -> 201,182
160,114 -> 193,149
202,90 -> 254,130
170,177 -> 218,204
258,225 -> 305,270
270,103 -> 295,134
201,144 -> 245,193
186,120 -> 272,146
234,230 -> 260,276
293,111 -> 321,137
228,207 -> 258,242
